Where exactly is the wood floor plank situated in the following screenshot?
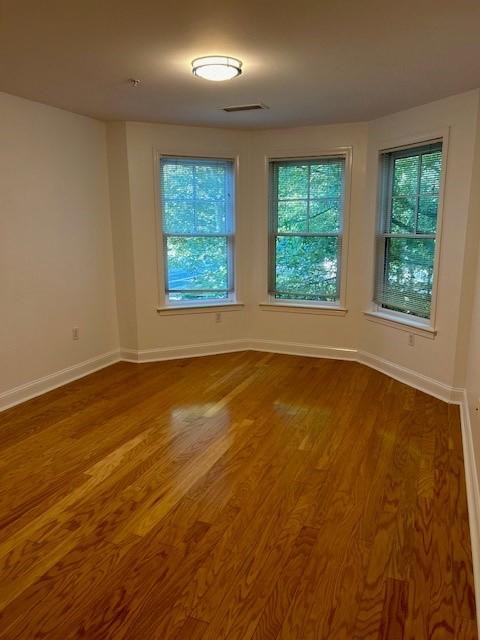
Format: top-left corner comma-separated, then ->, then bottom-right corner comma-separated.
379,578 -> 409,640
0,351 -> 476,639
172,616 -> 209,640
250,525 -> 318,640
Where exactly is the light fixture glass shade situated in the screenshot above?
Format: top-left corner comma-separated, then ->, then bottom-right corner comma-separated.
192,56 -> 242,81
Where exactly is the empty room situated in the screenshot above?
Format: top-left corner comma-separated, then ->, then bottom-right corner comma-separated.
2,1 -> 480,638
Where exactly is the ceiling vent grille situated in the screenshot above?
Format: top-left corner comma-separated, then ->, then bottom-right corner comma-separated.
221,103 -> 268,112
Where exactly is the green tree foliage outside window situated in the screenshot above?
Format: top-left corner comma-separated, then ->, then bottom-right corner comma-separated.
375,143 -> 442,319
269,158 -> 345,302
160,157 -> 234,302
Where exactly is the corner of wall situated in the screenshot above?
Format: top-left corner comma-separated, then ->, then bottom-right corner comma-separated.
106,121 -> 140,351
453,89 -> 480,389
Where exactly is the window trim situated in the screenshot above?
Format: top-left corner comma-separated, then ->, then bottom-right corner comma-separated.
154,151 -> 239,309
368,129 -> 449,333
266,148 -> 352,310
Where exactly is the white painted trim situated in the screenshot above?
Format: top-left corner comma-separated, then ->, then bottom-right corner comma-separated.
264,146 -> 353,311
368,127 -> 450,333
459,390 -> 480,638
358,349 -> 462,403
121,339 -> 251,363
122,340 -> 356,364
249,339 -> 357,360
0,350 -> 120,412
156,302 -> 244,316
1,340 -> 463,411
259,303 -> 348,316
247,341 -> 460,402
153,150 -> 241,309
108,341 -> 463,404
363,310 -> 437,339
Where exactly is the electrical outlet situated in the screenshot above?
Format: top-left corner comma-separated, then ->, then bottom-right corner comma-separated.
72,327 -> 80,340
215,312 -> 222,323
408,334 -> 415,347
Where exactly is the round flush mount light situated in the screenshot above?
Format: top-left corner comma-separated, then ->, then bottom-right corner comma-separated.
191,56 -> 242,81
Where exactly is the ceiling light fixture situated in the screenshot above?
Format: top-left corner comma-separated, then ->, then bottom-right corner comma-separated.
191,56 -> 242,81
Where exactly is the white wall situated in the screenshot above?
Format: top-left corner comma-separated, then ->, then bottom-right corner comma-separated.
358,91 -> 480,388
249,122 -> 367,351
2,88 -> 480,410
119,122 -> 252,354
112,120 -> 369,359
107,122 -> 138,351
108,92 -> 480,394
0,92 -> 119,398
465,102 -> 480,464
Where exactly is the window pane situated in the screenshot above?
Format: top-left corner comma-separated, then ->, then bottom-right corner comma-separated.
393,156 -> 419,196
418,195 -> 438,234
278,164 -> 309,199
391,196 -> 415,234
195,164 -> 227,201
381,238 -> 435,318
377,143 -> 442,320
310,162 -> 344,197
196,201 -> 226,233
164,201 -> 194,234
277,200 -> 308,232
274,159 -> 344,234
161,159 -> 232,234
169,291 -> 228,302
167,236 -> 228,294
162,164 -> 194,199
275,236 -> 339,301
420,151 -> 442,194
309,198 -> 341,232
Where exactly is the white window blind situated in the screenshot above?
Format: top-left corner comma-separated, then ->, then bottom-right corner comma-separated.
160,156 -> 235,303
374,141 -> 442,320
268,157 -> 346,303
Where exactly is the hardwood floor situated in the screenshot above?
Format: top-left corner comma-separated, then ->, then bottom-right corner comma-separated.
0,351 -> 476,639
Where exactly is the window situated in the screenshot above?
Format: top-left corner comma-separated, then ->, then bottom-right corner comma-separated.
268,156 -> 346,304
374,141 -> 443,321
160,156 -> 235,304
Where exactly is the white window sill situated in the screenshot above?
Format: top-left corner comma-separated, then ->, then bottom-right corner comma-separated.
156,302 -> 244,316
259,302 -> 348,316
363,311 -> 436,339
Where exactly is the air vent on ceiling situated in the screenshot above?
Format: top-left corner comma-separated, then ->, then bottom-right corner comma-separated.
221,103 -> 269,112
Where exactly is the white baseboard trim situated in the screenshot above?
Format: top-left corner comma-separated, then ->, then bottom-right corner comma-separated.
121,339 -> 459,403
459,391 -> 480,638
125,340 -> 459,402
0,350 -> 120,413
1,340 -> 462,411
249,338 -> 358,361
121,339 -> 251,363
357,350 -> 463,404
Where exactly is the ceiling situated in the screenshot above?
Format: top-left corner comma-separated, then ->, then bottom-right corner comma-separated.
1,0 -> 480,129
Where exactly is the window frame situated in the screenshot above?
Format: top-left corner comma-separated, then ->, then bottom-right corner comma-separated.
156,153 -> 238,309
371,133 -> 448,332
266,149 -> 352,310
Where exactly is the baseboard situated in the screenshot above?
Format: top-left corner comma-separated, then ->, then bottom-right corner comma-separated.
121,339 -> 251,363
121,340 -> 459,403
459,391 -> 480,637
357,350 -> 463,404
1,339 -> 462,412
0,350 -> 120,412
249,338 -> 358,361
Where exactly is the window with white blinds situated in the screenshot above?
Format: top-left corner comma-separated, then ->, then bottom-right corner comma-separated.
374,141 -> 443,320
268,157 -> 346,303
160,156 -> 235,304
